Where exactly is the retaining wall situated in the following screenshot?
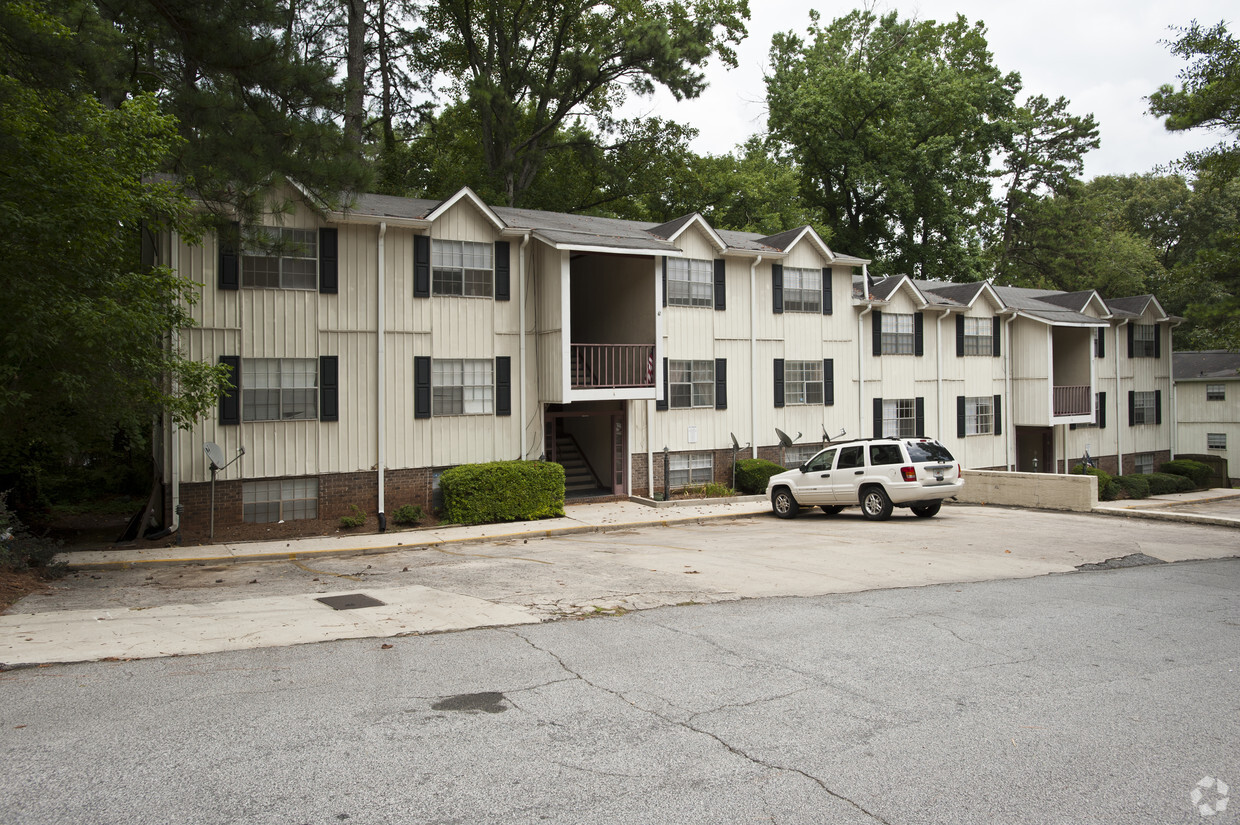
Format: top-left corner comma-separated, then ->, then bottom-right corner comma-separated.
957,470 -> 1098,512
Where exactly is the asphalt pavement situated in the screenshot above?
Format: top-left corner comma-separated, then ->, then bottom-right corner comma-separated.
1,490 -> 1237,668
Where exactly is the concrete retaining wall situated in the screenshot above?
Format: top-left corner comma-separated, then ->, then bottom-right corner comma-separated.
957,470 -> 1098,512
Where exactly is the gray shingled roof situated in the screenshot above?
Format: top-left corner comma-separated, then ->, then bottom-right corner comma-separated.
345,192 -> 440,220
1104,295 -> 1157,317
915,280 -> 979,308
757,226 -> 809,252
646,214 -> 697,240
1037,291 -> 1099,312
993,286 -> 1106,326
1173,350 -> 1240,380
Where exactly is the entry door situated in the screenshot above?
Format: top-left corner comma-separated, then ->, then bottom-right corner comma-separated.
611,414 -> 626,495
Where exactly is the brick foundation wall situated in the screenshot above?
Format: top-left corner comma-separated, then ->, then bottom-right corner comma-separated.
631,445 -> 786,498
1055,451 -> 1167,476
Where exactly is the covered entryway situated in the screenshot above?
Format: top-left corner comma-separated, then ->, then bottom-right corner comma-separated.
1016,426 -> 1054,472
544,402 -> 627,498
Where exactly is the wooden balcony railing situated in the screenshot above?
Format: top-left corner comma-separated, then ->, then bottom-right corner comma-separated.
1054,384 -> 1092,416
571,344 -> 656,389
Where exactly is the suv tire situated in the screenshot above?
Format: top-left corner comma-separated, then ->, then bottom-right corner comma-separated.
860,486 -> 893,521
771,487 -> 800,519
911,501 -> 942,518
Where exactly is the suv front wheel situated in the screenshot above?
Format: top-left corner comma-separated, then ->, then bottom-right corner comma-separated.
771,487 -> 800,519
860,486 -> 893,521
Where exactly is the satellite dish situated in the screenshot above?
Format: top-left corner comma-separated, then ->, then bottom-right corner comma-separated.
204,442 -> 226,470
775,428 -> 796,448
834,428 -> 847,441
730,432 -> 740,450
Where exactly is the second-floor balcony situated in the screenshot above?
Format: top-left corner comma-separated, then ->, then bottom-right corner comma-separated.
1054,384 -> 1092,416
571,343 -> 656,390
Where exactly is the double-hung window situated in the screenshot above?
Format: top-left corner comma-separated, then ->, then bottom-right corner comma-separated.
667,258 -> 713,307
962,317 -> 991,356
433,359 -> 493,415
964,396 -> 993,435
669,360 -> 714,408
1132,324 -> 1157,357
1207,384 -> 1225,401
242,227 -> 317,290
784,361 -> 824,405
242,359 -> 318,421
1134,453 -> 1155,474
1207,433 -> 1226,449
1132,391 -> 1157,424
881,313 -> 916,355
243,478 -> 319,523
784,444 -> 820,468
433,240 -> 493,297
669,452 -> 713,487
882,398 -> 916,437
782,267 -> 822,313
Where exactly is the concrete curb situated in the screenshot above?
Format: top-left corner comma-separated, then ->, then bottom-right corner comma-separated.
1090,506 -> 1240,529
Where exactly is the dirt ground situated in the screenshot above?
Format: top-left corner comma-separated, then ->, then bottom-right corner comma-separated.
0,569 -> 57,612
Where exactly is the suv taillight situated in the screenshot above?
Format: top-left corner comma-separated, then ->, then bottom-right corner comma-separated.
901,466 -> 917,482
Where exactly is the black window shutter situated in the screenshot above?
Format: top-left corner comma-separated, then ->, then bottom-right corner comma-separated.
915,397 -> 926,436
773,358 -> 785,408
872,310 -> 882,356
955,315 -> 965,357
714,259 -> 726,311
1154,325 -> 1162,358
992,316 -> 1002,357
873,397 -> 883,437
914,312 -> 924,357
1128,390 -> 1135,426
824,358 -> 834,406
662,257 -> 668,308
318,228 -> 338,294
1096,327 -> 1105,359
715,358 -> 727,409
218,355 -> 240,425
494,241 -> 511,301
1127,324 -> 1134,358
319,355 -> 339,422
822,268 -> 832,315
1155,389 -> 1162,425
495,356 -> 512,415
656,358 -> 668,410
219,221 -> 240,290
1099,392 -> 1106,429
772,264 -> 783,314
414,236 -> 431,298
957,395 -> 966,438
993,394 -> 1002,436
415,356 -> 431,418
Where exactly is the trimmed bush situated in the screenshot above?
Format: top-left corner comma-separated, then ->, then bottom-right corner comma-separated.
1111,474 -> 1151,499
391,504 -> 424,526
1132,472 -> 1195,496
733,458 -> 787,495
440,460 -> 565,525
1072,464 -> 1117,501
1159,459 -> 1212,489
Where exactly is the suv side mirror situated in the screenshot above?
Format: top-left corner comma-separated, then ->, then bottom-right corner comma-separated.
798,464 -> 808,474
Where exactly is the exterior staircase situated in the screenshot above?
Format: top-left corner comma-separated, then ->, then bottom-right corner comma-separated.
554,434 -> 607,498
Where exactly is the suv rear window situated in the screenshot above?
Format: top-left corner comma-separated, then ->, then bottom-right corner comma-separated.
905,440 -> 954,463
869,444 -> 903,466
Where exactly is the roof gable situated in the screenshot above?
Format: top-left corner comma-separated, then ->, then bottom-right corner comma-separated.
647,213 -> 726,254
425,186 -> 506,231
758,226 -> 833,262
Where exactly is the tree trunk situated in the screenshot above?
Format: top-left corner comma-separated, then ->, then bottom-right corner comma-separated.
345,0 -> 366,145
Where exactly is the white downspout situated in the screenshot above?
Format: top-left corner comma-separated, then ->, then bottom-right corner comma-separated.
858,303 -> 873,436
1005,313 -> 1017,470
1115,319 -> 1128,473
749,255 -> 763,459
377,222 -> 387,524
169,232 -> 181,534
519,233 -> 531,460
1168,322 -> 1178,459
937,309 -> 950,447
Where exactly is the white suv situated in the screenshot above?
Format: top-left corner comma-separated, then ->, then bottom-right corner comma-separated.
765,437 -> 963,520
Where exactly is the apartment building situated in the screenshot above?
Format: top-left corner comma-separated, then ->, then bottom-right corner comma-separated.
154,185 -> 1179,540
1173,351 -> 1240,483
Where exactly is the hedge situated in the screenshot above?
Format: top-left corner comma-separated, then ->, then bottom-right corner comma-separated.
440,461 -> 565,525
1130,472 -> 1195,496
1111,474 -> 1151,499
733,458 -> 788,495
1071,464 -> 1117,501
1159,459 -> 1213,489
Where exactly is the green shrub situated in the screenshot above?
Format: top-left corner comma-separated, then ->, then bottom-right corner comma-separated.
676,482 -> 734,499
390,504 -> 424,526
440,460 -> 565,525
1132,473 -> 1195,496
1072,464 -> 1117,500
339,504 -> 366,529
1158,459 -> 1212,489
0,493 -> 64,575
1111,474 -> 1151,499
733,458 -> 787,495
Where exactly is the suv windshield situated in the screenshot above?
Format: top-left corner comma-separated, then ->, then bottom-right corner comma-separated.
905,440 -> 954,463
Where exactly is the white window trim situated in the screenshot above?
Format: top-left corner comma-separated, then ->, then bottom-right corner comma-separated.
667,258 -> 713,308
962,316 -> 990,356
241,227 -> 318,290
882,398 -> 916,437
241,358 -> 318,422
1207,433 -> 1227,450
881,313 -> 915,355
1206,384 -> 1225,401
965,396 -> 993,435
1133,391 -> 1157,425
432,239 -> 494,298
243,478 -> 319,523
669,359 -> 714,408
784,360 -> 824,406
432,358 -> 494,416
669,452 -> 713,487
783,267 -> 822,313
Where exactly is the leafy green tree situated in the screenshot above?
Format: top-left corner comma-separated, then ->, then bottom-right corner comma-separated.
1,1 -> 226,512
420,0 -> 749,207
766,9 -> 1019,278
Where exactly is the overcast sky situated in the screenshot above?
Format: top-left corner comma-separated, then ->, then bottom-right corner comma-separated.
622,0 -> 1235,179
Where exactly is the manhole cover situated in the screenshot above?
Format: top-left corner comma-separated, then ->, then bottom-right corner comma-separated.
431,692 -> 508,714
316,593 -> 386,610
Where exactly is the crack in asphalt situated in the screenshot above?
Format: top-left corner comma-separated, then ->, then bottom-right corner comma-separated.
502,627 -> 895,825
